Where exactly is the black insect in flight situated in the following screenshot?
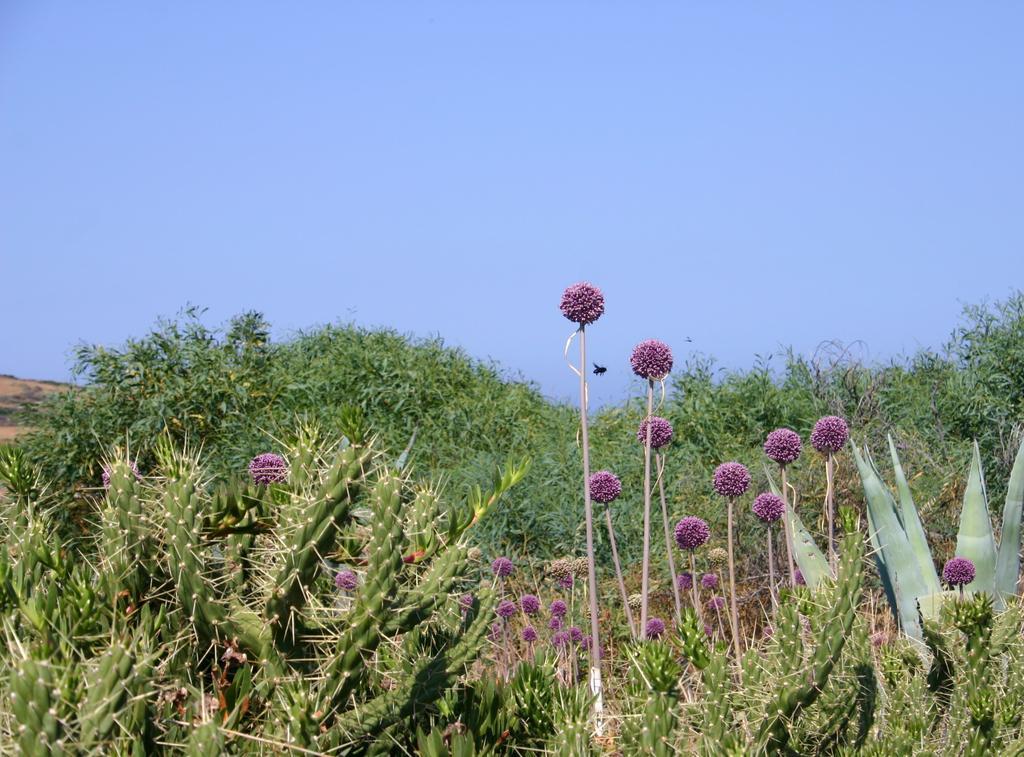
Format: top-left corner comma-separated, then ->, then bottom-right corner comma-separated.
592,363 -> 607,375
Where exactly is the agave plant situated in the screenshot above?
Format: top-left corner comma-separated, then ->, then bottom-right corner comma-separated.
850,434 -> 1024,641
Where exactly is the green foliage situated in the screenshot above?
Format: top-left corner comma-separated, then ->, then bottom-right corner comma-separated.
15,291 -> 1024,575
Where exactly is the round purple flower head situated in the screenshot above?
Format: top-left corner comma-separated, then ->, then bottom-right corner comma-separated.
548,616 -> 562,631
519,594 -> 540,616
811,416 -> 849,454
677,572 -> 693,591
763,625 -> 775,640
645,618 -> 666,640
674,516 -> 711,551
334,570 -> 358,592
764,428 -> 802,466
558,574 -> 574,590
568,626 -> 584,643
491,557 -> 514,578
489,622 -> 503,642
700,572 -> 719,590
942,556 -> 976,587
459,593 -> 474,613
560,282 -> 605,325
522,626 -> 538,643
752,492 -> 785,524
637,416 -> 674,450
707,596 -> 726,612
497,600 -> 517,619
552,630 -> 571,648
794,569 -> 806,586
713,462 -> 751,498
249,453 -> 288,485
550,599 -> 568,618
101,460 -> 141,489
589,471 -> 622,504
871,631 -> 889,648
630,339 -> 674,380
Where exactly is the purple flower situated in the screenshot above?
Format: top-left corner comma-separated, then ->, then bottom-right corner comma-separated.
763,625 -> 775,639
491,557 -> 514,578
558,574 -> 574,590
811,416 -> 849,454
459,593 -> 475,613
713,462 -> 751,498
637,416 -> 674,450
752,493 -> 785,524
101,461 -> 141,489
497,600 -> 517,619
489,622 -> 503,642
706,596 -> 726,612
550,599 -> 568,618
871,631 -> 889,648
248,453 -> 288,485
942,557 -> 976,587
794,569 -> 806,586
552,630 -> 571,648
764,428 -> 802,465
674,517 -> 711,551
677,572 -> 693,591
700,573 -> 719,590
560,282 -> 606,325
568,626 -> 584,643
334,570 -> 358,591
630,339 -> 674,380
703,624 -> 714,637
519,594 -> 541,615
522,626 -> 538,643
588,471 -> 622,504
548,616 -> 563,631
645,617 -> 666,639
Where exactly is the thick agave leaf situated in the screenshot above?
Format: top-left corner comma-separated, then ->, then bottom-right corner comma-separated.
887,435 -> 941,596
764,465 -> 830,589
954,441 -> 997,596
851,441 -> 928,641
994,436 -> 1024,601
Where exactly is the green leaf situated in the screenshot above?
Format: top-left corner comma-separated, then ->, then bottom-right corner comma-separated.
887,435 -> 940,595
994,436 -> 1024,601
954,441 -> 998,597
851,441 -> 929,641
764,465 -> 829,588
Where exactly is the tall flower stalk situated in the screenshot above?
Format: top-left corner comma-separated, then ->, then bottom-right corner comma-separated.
752,492 -> 785,609
560,281 -> 606,730
713,462 -> 751,661
675,516 -> 710,627
630,339 -> 673,632
639,416 -> 679,625
590,471 -> 635,638
811,416 -> 849,573
764,428 -> 801,584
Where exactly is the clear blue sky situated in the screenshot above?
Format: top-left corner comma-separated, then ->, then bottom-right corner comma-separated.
2,3 -> 1022,407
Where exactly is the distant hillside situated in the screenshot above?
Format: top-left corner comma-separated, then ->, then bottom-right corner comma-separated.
0,375 -> 68,441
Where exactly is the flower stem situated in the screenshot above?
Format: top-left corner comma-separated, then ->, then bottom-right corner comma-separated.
690,551 -> 703,626
656,454 -> 682,627
727,497 -> 742,661
604,506 -> 636,638
826,453 -> 836,574
577,325 -> 604,730
780,465 -> 796,584
767,526 -> 778,610
640,379 -> 654,632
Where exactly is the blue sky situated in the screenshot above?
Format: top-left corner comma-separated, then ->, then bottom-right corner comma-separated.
2,3 -> 1022,407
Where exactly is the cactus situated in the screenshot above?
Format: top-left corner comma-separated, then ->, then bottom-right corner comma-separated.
0,430 -> 528,754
